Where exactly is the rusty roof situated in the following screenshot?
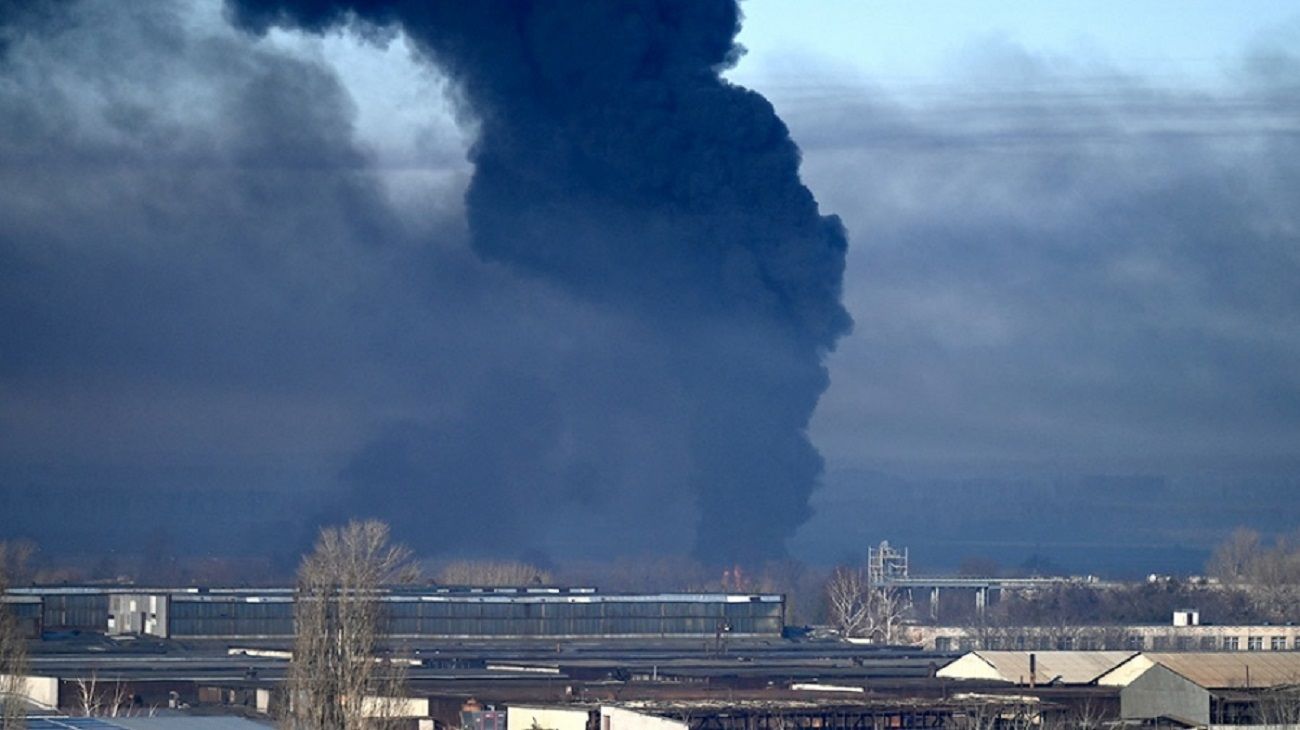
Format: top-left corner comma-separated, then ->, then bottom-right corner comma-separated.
1142,652 -> 1300,689
938,651 -> 1137,685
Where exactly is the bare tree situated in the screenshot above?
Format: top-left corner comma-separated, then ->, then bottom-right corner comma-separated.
436,560 -> 551,587
1,542 -> 31,730
1208,528 -> 1300,622
864,585 -> 909,644
825,566 -> 910,642
826,566 -> 871,637
73,673 -> 134,718
1248,536 -> 1300,622
1255,683 -> 1300,728
286,520 -> 418,730
1208,528 -> 1264,583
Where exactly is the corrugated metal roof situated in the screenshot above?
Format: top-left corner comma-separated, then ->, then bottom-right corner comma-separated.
1143,652 -> 1300,689
1095,654 -> 1159,686
115,719 -> 273,730
27,719 -> 272,730
936,653 -> 1003,681
938,651 -> 1136,685
28,719 -> 126,730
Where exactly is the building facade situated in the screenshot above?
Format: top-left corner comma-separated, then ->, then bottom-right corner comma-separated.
912,623 -> 1300,653
96,588 -> 786,640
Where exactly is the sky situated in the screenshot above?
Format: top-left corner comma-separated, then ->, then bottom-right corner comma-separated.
2,0 -> 1299,576
734,1 -> 1298,86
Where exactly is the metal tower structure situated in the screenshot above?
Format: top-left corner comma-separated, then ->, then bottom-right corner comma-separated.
867,540 -> 909,586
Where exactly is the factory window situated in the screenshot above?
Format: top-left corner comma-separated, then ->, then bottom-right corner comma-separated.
935,637 -> 952,652
1127,635 -> 1144,650
958,638 -> 974,651
1294,637 -> 1300,651
1057,636 -> 1074,650
985,637 -> 1002,650
1177,636 -> 1196,650
1152,636 -> 1170,650
1249,636 -> 1263,651
1224,637 -> 1239,651
1272,636 -> 1286,651
1200,636 -> 1218,651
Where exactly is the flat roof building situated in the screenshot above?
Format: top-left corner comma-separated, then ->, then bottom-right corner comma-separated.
102,589 -> 784,641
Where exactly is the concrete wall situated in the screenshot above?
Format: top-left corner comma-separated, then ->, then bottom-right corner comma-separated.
361,695 -> 430,718
507,705 -> 590,730
600,707 -> 688,730
0,674 -> 60,709
1120,665 -> 1210,727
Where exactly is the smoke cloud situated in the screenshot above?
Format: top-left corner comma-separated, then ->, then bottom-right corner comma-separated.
227,0 -> 851,563
4,1 -> 1298,576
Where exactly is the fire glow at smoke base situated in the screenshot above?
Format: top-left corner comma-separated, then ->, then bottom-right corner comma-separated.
228,0 -> 850,564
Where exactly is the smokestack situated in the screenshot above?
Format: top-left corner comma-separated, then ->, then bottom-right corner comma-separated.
226,0 -> 851,563
1029,652 -> 1037,688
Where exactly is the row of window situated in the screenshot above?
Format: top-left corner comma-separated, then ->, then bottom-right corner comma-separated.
167,599 -> 781,621
170,618 -> 294,636
384,617 -> 781,636
937,634 -> 1300,652
167,616 -> 781,637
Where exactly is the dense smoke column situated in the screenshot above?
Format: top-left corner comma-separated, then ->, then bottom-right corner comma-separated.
228,0 -> 851,563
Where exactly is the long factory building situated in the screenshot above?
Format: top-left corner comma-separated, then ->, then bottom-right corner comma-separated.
4,586 -> 785,640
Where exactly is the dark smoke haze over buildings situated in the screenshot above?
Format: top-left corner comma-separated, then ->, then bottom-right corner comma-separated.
227,0 -> 851,563
0,0 -> 850,566
2,1 -> 1299,576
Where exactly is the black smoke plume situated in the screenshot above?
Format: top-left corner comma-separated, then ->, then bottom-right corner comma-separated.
227,0 -> 851,563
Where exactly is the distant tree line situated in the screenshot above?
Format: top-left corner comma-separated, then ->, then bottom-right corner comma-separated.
947,528 -> 1300,628
1206,528 -> 1300,622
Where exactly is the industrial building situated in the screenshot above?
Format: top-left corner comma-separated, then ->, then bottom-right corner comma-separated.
7,586 -> 295,636
910,617 -> 1300,653
939,650 -> 1300,726
9,586 -> 785,641
0,594 -> 42,638
939,650 -> 1208,725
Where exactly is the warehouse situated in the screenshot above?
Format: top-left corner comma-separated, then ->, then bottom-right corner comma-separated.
12,587 -> 115,634
101,588 -> 784,640
938,651 -> 1206,725
7,586 -> 298,636
0,594 -> 42,638
1109,652 -> 1300,726
937,650 -> 1300,726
